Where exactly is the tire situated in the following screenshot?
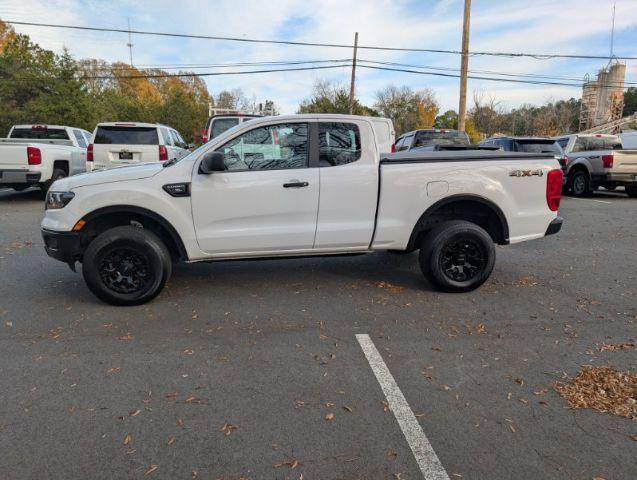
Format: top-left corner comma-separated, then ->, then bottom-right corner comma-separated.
82,226 -> 171,306
568,170 -> 591,197
419,220 -> 495,293
12,185 -> 29,192
626,186 -> 637,198
40,167 -> 67,195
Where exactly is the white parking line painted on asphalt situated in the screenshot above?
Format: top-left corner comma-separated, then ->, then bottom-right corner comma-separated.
356,334 -> 450,480
568,197 -> 612,205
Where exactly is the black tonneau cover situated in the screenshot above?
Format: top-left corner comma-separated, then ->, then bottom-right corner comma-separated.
381,150 -> 555,164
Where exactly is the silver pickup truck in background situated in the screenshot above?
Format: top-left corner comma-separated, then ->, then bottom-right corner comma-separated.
0,125 -> 91,194
555,133 -> 637,197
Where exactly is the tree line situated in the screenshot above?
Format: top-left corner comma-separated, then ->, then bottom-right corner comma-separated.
2,19 -> 635,142
0,20 -> 274,142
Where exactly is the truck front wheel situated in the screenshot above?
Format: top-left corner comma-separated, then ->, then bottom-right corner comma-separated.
419,221 -> 495,293
82,226 -> 171,306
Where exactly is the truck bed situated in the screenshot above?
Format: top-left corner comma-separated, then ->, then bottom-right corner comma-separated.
373,150 -> 560,250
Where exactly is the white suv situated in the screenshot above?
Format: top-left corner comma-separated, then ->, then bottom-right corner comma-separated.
89,122 -> 190,170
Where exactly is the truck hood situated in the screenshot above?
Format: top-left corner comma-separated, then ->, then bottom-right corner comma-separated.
53,162 -> 164,191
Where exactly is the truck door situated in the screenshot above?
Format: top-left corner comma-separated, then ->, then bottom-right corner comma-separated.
313,121 -> 378,250
190,122 -> 319,256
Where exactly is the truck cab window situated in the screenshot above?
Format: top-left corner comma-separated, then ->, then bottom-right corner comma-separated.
319,123 -> 361,167
220,123 -> 308,171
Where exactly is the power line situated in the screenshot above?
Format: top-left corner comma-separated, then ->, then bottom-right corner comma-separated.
357,59 -> 637,86
85,63 -> 352,80
357,64 -> 635,90
86,59 -> 352,71
6,20 -> 637,60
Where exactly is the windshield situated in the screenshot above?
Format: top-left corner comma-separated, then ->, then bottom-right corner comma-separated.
94,126 -> 159,145
211,118 -> 240,139
515,140 -> 562,154
413,130 -> 470,148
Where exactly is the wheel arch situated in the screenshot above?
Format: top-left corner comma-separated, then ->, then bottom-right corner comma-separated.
79,205 -> 188,261
52,160 -> 69,175
407,194 -> 510,251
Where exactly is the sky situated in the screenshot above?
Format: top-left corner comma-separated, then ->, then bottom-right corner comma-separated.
2,0 -> 637,115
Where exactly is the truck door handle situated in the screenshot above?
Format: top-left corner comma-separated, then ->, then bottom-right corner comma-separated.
283,181 -> 309,188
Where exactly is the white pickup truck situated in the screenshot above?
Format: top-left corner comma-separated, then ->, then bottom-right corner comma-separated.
41,114 -> 563,305
0,124 -> 91,193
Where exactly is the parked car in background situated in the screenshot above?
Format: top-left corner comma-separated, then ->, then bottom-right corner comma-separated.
555,133 -> 637,197
202,114 -> 261,143
0,124 -> 90,194
480,136 -> 568,169
89,122 -> 189,170
395,129 -> 471,152
41,114 -> 562,305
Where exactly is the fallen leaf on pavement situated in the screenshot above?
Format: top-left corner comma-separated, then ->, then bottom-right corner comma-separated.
129,409 -> 141,417
325,413 -> 335,421
144,465 -> 158,476
167,436 -> 176,446
123,434 -> 132,445
342,406 -> 353,413
220,422 -> 239,436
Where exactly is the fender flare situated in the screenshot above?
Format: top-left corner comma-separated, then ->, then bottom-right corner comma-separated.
407,194 -> 510,250
81,205 -> 188,260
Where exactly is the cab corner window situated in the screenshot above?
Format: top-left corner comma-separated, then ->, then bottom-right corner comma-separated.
319,122 -> 361,167
220,123 -> 308,171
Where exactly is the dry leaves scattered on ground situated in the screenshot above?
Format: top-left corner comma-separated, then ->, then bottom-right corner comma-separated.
598,343 -> 635,352
553,366 -> 637,420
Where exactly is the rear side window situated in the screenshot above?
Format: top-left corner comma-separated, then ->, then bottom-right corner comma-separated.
319,123 -> 361,167
399,135 -> 414,151
94,126 -> 159,145
413,130 -> 470,148
211,118 -> 240,139
160,128 -> 173,145
10,127 -> 69,140
556,138 -> 569,150
73,130 -> 87,148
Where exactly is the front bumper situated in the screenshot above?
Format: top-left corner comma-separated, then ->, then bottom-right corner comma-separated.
545,216 -> 563,236
41,228 -> 82,265
0,170 -> 41,185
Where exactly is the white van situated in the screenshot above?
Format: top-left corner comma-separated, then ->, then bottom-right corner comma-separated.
89,122 -> 190,170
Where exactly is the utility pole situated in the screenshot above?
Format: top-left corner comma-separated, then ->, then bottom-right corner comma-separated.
348,32 -> 359,115
458,0 -> 471,131
126,18 -> 134,67
609,1 -> 616,58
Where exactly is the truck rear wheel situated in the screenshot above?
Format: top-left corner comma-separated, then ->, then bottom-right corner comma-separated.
40,168 -> 67,195
82,226 -> 171,306
419,221 -> 495,293
626,186 -> 637,198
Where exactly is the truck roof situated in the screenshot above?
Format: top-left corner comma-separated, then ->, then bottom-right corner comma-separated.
96,122 -> 174,128
11,124 -> 87,130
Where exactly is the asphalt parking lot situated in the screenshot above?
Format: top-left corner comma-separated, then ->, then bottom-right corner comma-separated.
0,187 -> 635,480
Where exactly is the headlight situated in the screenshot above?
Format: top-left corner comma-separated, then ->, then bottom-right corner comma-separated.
45,191 -> 75,210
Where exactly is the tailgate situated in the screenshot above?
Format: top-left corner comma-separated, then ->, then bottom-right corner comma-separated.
0,144 -> 29,170
95,144 -> 159,167
611,150 -> 637,174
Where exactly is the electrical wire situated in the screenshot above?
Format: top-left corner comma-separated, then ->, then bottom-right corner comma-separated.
6,20 -> 637,61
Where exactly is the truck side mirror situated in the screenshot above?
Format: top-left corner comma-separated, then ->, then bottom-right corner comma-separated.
199,151 -> 226,174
